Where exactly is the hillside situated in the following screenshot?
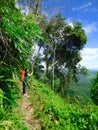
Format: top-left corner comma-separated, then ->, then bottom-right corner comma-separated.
0,76 -> 98,130
26,77 -> 98,130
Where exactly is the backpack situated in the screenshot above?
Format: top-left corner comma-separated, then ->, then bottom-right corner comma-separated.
20,70 -> 25,81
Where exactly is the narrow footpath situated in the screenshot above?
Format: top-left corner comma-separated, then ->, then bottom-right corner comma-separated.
20,95 -> 41,130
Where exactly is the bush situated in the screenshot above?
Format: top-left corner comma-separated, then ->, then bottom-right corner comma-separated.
91,72 -> 98,105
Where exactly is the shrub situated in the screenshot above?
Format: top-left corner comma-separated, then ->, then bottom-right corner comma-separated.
91,72 -> 98,105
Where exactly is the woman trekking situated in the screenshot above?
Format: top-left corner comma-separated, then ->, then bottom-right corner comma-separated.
23,68 -> 28,96
20,68 -> 30,96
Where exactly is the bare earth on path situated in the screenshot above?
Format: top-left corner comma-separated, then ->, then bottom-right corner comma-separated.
20,95 -> 41,130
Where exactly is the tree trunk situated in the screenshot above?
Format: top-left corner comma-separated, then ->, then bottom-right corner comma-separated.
52,42 -> 56,90
35,0 -> 41,15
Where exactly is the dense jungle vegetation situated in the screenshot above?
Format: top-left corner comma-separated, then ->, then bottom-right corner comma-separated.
0,0 -> 98,129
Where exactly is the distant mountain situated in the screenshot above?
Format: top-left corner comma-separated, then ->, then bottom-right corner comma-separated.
88,70 -> 97,79
66,69 -> 97,102
89,69 -> 97,73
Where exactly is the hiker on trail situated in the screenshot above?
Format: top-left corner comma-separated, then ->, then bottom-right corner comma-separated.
20,68 -> 30,96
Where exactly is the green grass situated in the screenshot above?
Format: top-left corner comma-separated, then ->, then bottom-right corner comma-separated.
28,78 -> 98,130
0,88 -> 28,130
1,75 -> 98,130
0,105 -> 28,130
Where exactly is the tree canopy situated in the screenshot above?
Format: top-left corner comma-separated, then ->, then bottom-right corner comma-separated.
36,14 -> 87,93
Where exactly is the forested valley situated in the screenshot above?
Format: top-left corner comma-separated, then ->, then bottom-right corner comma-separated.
0,0 -> 98,130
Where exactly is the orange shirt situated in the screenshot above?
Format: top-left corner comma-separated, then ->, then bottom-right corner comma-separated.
20,70 -> 25,81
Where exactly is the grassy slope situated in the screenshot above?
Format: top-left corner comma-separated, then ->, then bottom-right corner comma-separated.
28,77 -> 98,130
1,75 -> 97,130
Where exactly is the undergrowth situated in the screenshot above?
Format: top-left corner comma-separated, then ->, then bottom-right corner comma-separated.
0,84 -> 28,130
29,78 -> 98,130
1,76 -> 98,130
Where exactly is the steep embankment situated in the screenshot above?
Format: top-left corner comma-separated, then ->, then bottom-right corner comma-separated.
15,77 -> 98,130
26,78 -> 98,130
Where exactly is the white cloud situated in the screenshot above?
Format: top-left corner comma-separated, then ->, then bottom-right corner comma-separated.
66,18 -> 73,27
72,2 -> 92,11
83,23 -> 97,35
80,48 -> 98,70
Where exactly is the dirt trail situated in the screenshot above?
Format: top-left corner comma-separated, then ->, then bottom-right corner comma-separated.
21,95 -> 41,130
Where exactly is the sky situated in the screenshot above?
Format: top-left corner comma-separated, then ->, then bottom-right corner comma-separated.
42,0 -> 98,70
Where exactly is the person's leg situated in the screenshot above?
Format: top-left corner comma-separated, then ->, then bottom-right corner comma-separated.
23,81 -> 26,95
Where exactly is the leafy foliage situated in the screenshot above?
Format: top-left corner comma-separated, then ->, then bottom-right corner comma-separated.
0,0 -> 43,107
0,88 -> 28,130
29,78 -> 98,130
91,72 -> 98,105
37,14 -> 87,95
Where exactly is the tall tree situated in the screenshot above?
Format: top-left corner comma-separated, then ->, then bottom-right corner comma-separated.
40,14 -> 87,94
